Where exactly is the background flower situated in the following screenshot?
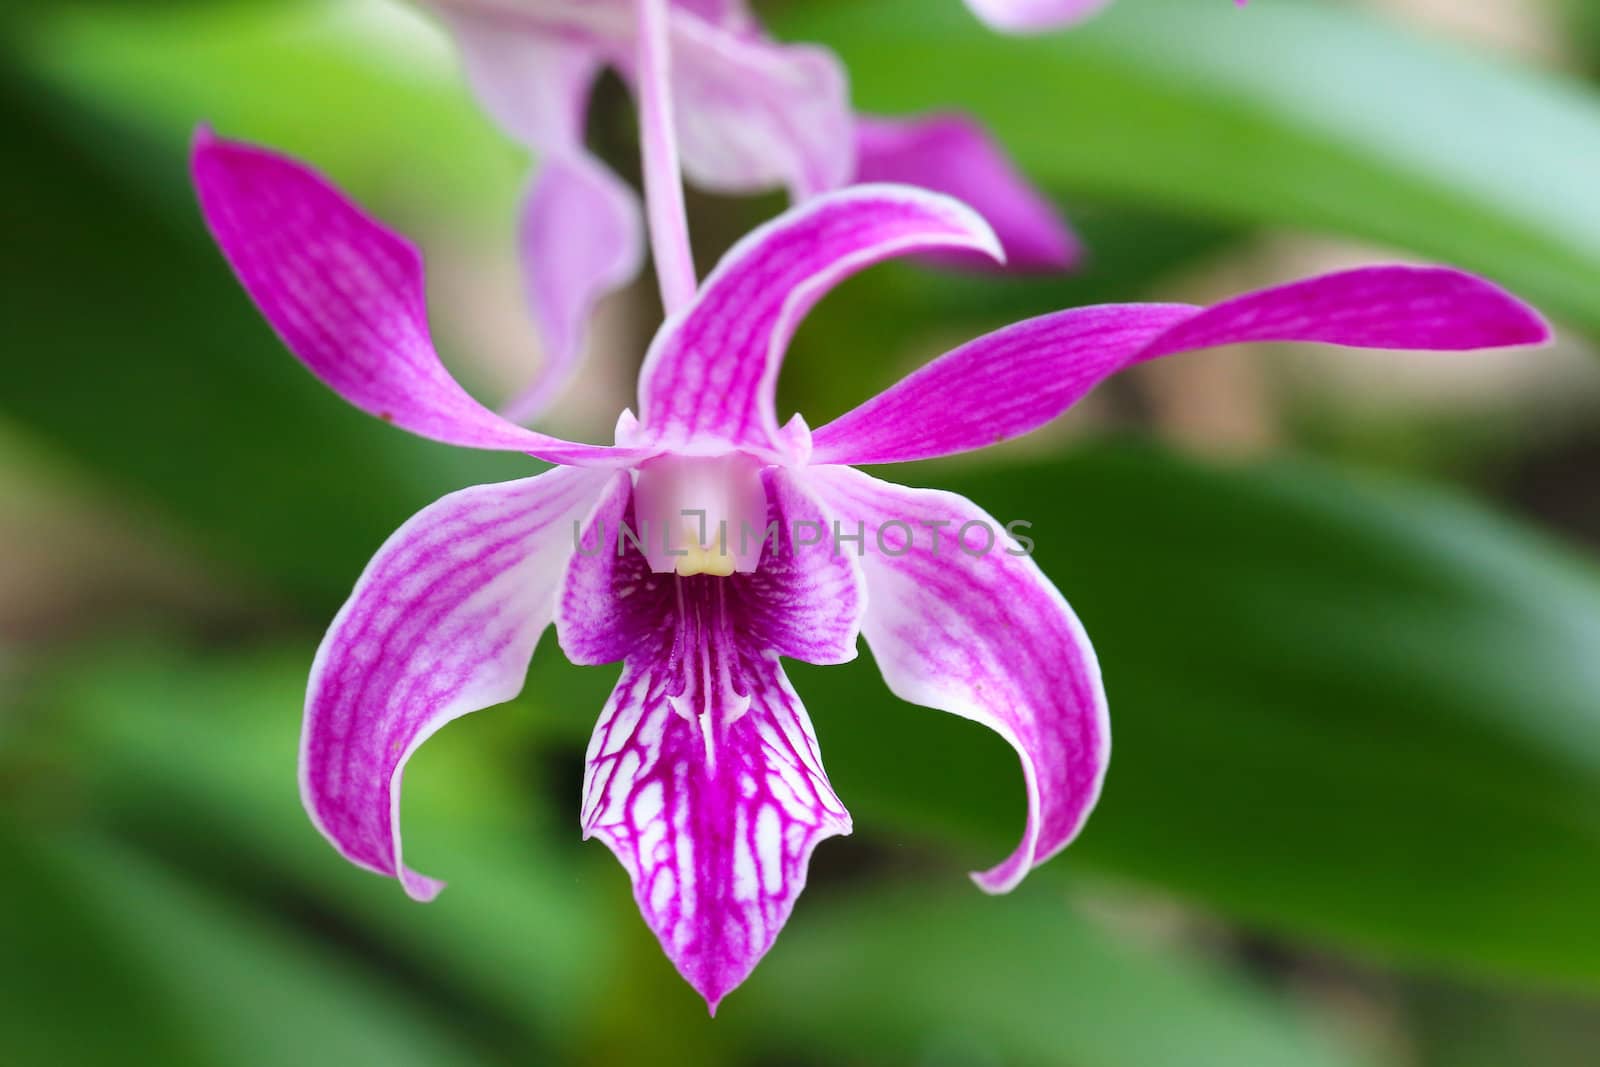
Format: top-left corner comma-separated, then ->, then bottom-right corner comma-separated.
423,0 -> 1080,421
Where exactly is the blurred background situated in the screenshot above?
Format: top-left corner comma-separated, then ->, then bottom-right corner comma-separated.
4,0 -> 1600,1063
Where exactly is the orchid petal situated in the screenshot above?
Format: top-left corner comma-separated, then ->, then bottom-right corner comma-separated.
440,9 -> 601,149
502,154 -> 646,423
668,16 -> 854,200
964,0 -> 1114,33
804,465 -> 1108,893
442,6 -> 648,421
1138,265 -> 1551,357
813,266 -> 1550,466
636,186 -> 1002,457
582,652 -> 849,1011
300,466 -> 619,901
813,303 -> 1195,466
559,471 -> 859,1008
855,114 -> 1080,272
191,130 -> 643,466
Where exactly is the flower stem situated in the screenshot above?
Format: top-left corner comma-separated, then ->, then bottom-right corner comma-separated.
635,0 -> 697,313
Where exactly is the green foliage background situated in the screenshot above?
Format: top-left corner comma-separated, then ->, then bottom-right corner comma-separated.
3,1 -> 1599,1064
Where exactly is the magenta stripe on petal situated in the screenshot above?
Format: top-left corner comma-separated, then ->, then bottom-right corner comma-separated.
300,466 -> 618,900
190,129 -> 641,466
635,185 -> 1002,458
804,465 -> 1108,893
812,265 -> 1550,466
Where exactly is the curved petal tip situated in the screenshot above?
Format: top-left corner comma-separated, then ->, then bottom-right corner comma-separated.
1435,267 -> 1554,348
401,870 -> 447,903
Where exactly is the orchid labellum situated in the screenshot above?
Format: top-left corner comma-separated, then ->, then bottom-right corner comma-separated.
192,116 -> 1545,1007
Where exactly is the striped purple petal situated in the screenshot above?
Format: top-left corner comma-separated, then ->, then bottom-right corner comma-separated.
803,465 -> 1108,893
559,470 -> 861,1009
301,466 -> 619,901
191,130 -> 643,466
812,266 -> 1551,466
581,651 -> 849,1012
635,185 -> 1002,458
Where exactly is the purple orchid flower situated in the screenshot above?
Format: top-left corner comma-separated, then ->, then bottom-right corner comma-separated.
421,0 -> 1082,422
192,122 -> 1547,1008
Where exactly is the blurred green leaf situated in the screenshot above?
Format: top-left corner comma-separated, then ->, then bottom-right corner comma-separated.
1565,0 -> 1600,79
0,71 -> 530,610
779,0 -> 1600,335
1406,979 -> 1600,1067
14,1 -> 522,223
0,828 -> 204,1066
13,643 -> 1376,1067
22,644 -> 620,1053
792,445 -> 1600,990
743,882 -> 1374,1067
15,643 -> 1376,1067
1,827 -> 499,1067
